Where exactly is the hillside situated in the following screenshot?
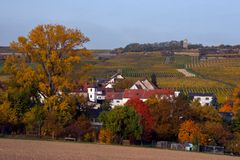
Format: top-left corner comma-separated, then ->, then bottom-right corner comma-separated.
0,48 -> 239,103
78,51 -> 240,103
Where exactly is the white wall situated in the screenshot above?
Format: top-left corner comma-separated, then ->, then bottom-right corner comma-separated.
88,88 -> 97,102
193,96 -> 213,106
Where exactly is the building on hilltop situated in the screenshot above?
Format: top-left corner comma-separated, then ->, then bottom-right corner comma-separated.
183,39 -> 188,49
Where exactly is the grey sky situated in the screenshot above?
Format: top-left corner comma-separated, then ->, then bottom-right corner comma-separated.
0,0 -> 240,49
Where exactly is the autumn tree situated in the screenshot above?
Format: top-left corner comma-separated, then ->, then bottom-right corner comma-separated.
226,132 -> 240,154
178,120 -> 206,145
219,100 -> 233,113
3,60 -> 40,119
0,87 -> 7,104
232,110 -> 240,132
10,24 -> 90,97
150,96 -> 192,141
68,94 -> 94,118
98,129 -> 112,144
202,121 -> 231,146
191,101 -> 222,122
126,98 -> 154,142
6,24 -> 90,137
41,95 -> 76,138
0,101 -> 17,134
98,106 -> 142,144
64,115 -> 93,141
23,106 -> 44,136
145,96 -> 159,108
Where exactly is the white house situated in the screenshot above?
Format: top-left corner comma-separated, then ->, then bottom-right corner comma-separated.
87,86 -> 115,103
105,73 -> 124,89
95,72 -> 124,89
189,93 -> 216,106
130,79 -> 156,90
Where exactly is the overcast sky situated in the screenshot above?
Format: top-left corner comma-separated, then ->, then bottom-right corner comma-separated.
0,0 -> 240,49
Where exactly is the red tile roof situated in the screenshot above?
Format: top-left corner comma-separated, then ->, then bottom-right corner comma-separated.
105,89 -> 174,100
106,92 -> 123,100
123,89 -> 174,99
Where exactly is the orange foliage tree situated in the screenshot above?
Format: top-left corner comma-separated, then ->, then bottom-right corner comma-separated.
178,120 -> 206,145
219,100 -> 233,113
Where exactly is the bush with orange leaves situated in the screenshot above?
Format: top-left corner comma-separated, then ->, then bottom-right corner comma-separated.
219,100 -> 233,113
178,120 -> 206,145
98,129 -> 112,144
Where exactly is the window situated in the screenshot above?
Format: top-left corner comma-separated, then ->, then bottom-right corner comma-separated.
116,100 -> 120,103
206,97 -> 209,100
90,95 -> 92,98
90,89 -> 92,92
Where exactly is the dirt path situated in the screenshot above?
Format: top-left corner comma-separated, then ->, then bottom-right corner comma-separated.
177,69 -> 196,77
0,139 -> 238,160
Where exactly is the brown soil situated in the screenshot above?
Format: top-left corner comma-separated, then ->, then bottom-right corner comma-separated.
0,139 -> 238,160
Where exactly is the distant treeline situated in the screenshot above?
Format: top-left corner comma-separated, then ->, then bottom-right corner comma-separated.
111,41 -> 202,54
111,41 -> 240,55
199,47 -> 240,56
0,46 -> 16,53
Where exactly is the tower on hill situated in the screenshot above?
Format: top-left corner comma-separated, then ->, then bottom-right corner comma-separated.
183,39 -> 188,49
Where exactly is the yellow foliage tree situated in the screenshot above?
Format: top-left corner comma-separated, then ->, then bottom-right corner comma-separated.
10,24 -> 90,97
98,129 -> 112,144
178,120 -> 206,145
41,95 -> 75,139
0,101 -> 17,127
6,24 -> 90,137
23,106 -> 44,136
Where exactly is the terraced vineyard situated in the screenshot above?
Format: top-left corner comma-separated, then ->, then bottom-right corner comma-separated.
86,53 -> 187,78
188,58 -> 240,86
122,68 -> 182,77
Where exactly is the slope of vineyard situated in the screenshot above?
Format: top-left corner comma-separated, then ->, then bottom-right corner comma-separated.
189,58 -> 240,86
85,53 -> 192,78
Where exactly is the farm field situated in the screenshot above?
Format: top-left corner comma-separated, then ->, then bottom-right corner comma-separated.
76,52 -> 240,103
0,139 -> 238,160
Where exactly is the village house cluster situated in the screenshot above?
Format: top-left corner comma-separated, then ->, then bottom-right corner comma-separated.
78,72 -> 218,109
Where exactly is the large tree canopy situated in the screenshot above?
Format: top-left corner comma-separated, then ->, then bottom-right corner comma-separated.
3,24 -> 90,137
9,24 -> 90,97
98,106 -> 142,143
